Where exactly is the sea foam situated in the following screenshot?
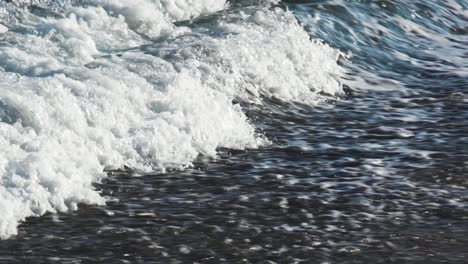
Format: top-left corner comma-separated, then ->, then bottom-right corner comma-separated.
0,0 -> 344,238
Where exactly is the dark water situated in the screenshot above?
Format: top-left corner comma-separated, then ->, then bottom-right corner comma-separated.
1,0 -> 468,263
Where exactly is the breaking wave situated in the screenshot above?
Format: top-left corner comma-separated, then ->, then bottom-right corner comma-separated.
0,0 -> 344,238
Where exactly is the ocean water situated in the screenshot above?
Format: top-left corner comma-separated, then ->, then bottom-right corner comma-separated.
0,0 -> 467,263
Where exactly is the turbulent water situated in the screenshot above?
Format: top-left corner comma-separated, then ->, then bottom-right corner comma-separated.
0,0 -> 467,263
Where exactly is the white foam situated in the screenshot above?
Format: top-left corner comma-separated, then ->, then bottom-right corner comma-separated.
207,8 -> 344,103
158,0 -> 228,21
89,0 -> 227,38
0,24 -> 7,34
0,2 -> 344,238
90,0 -> 174,38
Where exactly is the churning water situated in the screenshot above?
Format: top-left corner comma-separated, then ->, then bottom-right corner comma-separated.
0,0 -> 467,263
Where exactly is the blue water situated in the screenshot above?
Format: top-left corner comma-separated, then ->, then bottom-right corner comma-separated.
1,0 -> 467,263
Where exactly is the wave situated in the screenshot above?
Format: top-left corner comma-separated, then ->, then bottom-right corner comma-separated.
0,0 -> 344,238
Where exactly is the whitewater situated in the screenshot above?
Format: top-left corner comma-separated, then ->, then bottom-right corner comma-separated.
0,0 -> 344,238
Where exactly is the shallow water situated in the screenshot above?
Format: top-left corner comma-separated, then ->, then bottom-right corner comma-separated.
1,0 -> 468,263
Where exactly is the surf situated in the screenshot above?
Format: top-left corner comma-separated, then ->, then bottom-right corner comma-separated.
0,0 -> 344,238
